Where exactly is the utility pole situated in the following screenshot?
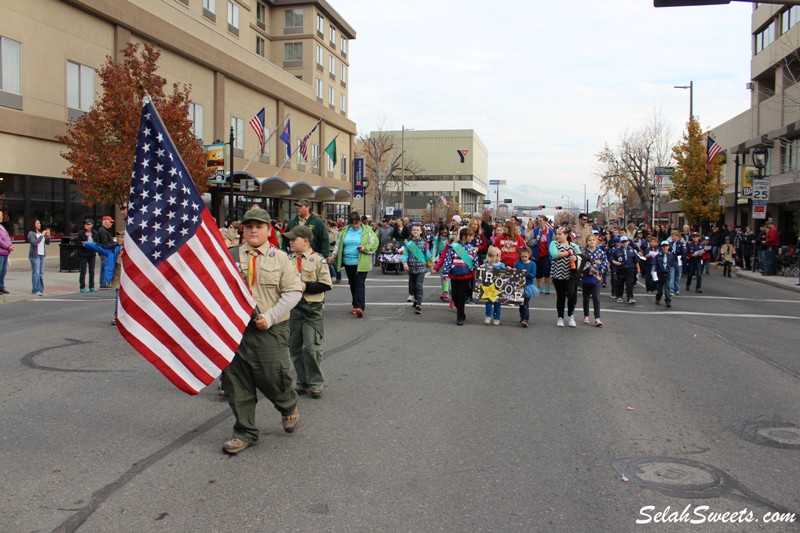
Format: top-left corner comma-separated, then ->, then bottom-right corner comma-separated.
401,125 -> 405,216
228,126 -> 235,221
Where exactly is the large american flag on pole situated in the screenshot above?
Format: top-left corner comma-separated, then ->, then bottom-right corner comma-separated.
118,96 -> 256,395
298,120 -> 319,162
706,136 -> 721,174
250,107 -> 266,155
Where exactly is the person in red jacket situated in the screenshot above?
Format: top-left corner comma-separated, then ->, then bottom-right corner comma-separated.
496,220 -> 527,268
763,221 -> 780,275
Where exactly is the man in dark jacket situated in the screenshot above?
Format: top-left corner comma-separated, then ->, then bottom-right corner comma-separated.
97,215 -> 115,288
654,241 -> 676,307
76,218 -> 99,293
282,199 -> 329,257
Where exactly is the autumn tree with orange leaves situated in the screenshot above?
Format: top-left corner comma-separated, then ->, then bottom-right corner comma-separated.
58,42 -> 208,210
670,117 -> 723,227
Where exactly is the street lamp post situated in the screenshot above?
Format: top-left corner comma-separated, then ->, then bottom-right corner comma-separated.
400,125 -> 405,217
674,81 -> 694,122
649,185 -> 656,229
622,196 -> 627,227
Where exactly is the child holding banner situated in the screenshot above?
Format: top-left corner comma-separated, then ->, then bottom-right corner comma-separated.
402,223 -> 432,314
434,226 -> 477,326
483,246 -> 506,326
514,247 -> 537,328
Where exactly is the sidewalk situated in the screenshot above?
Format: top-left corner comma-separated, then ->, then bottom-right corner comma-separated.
1,246 -> 108,304
733,266 -> 800,294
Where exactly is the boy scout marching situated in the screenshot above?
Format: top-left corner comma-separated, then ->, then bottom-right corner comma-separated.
222,208 -> 303,455
284,225 -> 333,398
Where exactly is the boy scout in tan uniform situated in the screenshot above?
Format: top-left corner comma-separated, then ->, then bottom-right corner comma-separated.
222,208 -> 302,455
285,225 -> 333,398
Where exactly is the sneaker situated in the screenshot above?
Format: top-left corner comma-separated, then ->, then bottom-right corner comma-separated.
456,318 -> 465,326
616,297 -> 623,303
407,295 -> 414,303
696,289 -> 702,294
449,299 -> 454,309
484,317 -> 492,325
354,308 -> 363,318
282,407 -> 300,433
223,437 -> 252,455
675,291 -> 680,296
493,319 -> 500,326
567,316 -> 577,327
350,308 -> 358,314
666,301 -> 672,308
521,320 -> 528,328
295,387 -> 308,395
80,288 -> 88,293
89,288 -> 97,292
440,292 -> 448,301
414,305 -> 422,314
110,318 -> 117,326
628,298 -> 636,304
545,287 -> 550,295
556,317 -> 564,327
309,389 -> 323,399
36,292 -> 43,297
594,318 -> 603,327
0,288 -> 8,294
583,316 -> 590,324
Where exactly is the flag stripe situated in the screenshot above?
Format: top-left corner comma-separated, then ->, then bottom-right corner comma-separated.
122,243 -> 234,369
250,108 -> 265,154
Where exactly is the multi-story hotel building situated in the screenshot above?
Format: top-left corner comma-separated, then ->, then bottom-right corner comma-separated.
362,129 -> 488,221
712,4 -> 800,244
0,0 -> 356,240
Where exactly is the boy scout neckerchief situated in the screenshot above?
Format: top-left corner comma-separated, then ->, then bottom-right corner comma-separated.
248,249 -> 261,285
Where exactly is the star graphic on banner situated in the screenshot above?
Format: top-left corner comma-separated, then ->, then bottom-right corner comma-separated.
480,282 -> 501,302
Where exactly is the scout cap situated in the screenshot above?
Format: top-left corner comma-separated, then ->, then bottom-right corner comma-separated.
283,225 -> 313,240
241,208 -> 271,224
619,236 -> 629,242
296,198 -> 311,207
661,240 -> 670,246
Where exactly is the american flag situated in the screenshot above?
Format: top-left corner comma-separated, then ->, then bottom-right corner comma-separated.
118,97 -> 256,395
596,195 -> 603,210
439,193 -> 448,206
298,121 -> 319,162
250,107 -> 266,155
706,136 -> 722,174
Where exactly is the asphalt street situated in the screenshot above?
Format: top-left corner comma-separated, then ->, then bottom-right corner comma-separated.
1,264 -> 799,532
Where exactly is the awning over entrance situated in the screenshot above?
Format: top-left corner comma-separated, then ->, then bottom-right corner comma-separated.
231,174 -> 351,202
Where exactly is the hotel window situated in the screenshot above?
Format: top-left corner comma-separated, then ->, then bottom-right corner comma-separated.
341,64 -> 347,85
341,36 -> 347,56
256,1 -> 266,30
329,26 -> 336,47
256,36 -> 265,57
781,6 -> 800,34
340,93 -> 346,114
316,45 -> 323,70
311,144 -> 319,171
315,78 -> 323,100
227,1 -> 239,36
0,36 -> 22,110
327,150 -> 334,172
231,116 -> 244,150
340,155 -> 347,176
755,22 -> 775,54
329,86 -> 335,107
316,14 -> 324,37
66,60 -> 95,119
329,55 -> 335,78
203,0 -> 216,21
285,9 -> 303,33
284,42 -> 302,68
188,102 -> 204,141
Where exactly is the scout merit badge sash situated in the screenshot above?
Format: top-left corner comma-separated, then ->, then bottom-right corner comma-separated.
405,239 -> 426,265
451,243 -> 474,270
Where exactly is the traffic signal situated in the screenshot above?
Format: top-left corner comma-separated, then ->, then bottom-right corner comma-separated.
538,205 -> 546,209
555,206 -> 562,210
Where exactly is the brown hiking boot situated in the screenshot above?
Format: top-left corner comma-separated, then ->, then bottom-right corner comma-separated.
223,437 -> 253,455
282,407 -> 300,433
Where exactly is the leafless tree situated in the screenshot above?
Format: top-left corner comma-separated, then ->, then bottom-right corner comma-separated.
595,109 -> 673,219
356,127 -> 422,221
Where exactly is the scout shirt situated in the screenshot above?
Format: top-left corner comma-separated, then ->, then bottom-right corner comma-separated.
289,249 -> 333,304
237,242 -> 302,327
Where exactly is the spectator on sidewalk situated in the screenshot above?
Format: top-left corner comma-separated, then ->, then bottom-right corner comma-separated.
28,219 -> 50,296
741,226 -> 755,271
0,223 -> 13,294
97,216 -> 115,289
76,219 -> 99,293
763,221 -> 780,276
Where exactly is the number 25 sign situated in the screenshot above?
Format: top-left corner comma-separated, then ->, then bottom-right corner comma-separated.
752,179 -> 770,201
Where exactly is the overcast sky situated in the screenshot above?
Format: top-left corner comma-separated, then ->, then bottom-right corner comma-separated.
332,0 -> 753,212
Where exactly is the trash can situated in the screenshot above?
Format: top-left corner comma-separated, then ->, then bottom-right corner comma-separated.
59,237 -> 80,272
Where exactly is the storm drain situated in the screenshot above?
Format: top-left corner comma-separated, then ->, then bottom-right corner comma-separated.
612,457 -> 730,499
738,421 -> 800,450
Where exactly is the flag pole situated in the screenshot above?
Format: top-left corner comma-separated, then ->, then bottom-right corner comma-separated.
297,133 -> 338,182
241,113 -> 291,174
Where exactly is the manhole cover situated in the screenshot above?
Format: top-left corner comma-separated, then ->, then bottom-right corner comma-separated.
739,421 -> 800,449
612,457 -> 729,499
